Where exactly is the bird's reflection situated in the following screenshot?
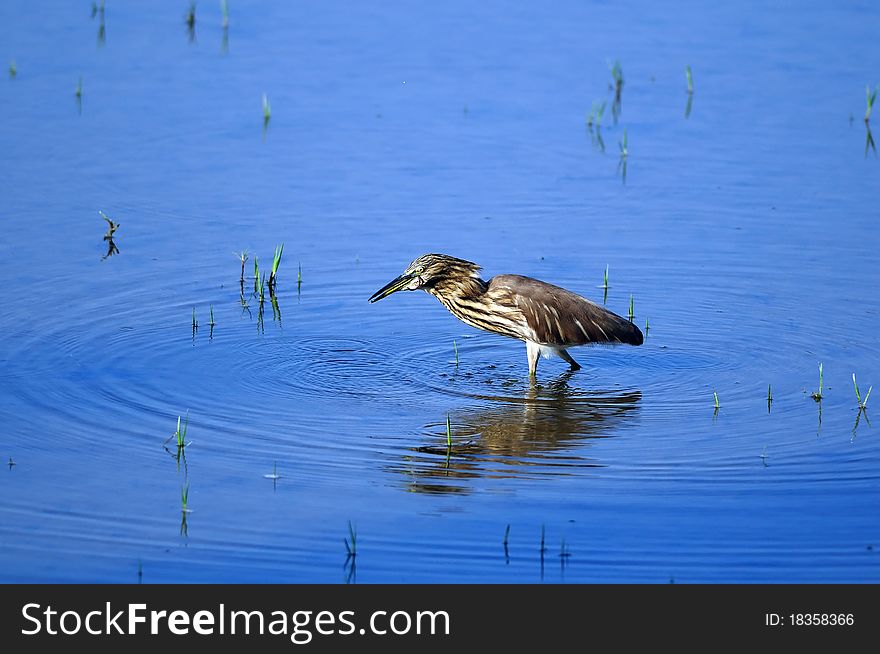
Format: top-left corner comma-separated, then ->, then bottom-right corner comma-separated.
391,371 -> 641,494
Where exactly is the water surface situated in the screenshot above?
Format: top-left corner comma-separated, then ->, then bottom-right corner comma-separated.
0,0 -> 878,583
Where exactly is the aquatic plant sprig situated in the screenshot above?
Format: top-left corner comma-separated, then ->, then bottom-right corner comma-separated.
236,250 -> 248,282
811,362 -> 823,401
99,210 -> 119,239
8,60 -> 16,78
453,340 -> 459,366
713,389 -> 720,410
627,294 -> 634,321
262,93 -> 271,123
866,84 -> 878,124
685,65 -> 694,94
609,59 -> 624,96
221,0 -> 229,28
163,413 -> 191,449
587,100 -> 607,128
853,373 -> 872,410
269,243 -> 284,288
185,2 -> 196,31
264,461 -> 281,481
446,413 -> 452,451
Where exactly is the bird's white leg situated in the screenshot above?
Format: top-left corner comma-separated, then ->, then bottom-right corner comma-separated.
526,341 -> 541,378
558,348 -> 581,371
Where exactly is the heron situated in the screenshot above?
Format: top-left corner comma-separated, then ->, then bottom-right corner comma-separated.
369,254 -> 643,376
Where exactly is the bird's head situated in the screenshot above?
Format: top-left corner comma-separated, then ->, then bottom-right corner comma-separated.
368,253 -> 482,303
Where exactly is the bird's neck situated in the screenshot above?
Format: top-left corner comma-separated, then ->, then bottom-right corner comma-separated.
428,275 -> 488,302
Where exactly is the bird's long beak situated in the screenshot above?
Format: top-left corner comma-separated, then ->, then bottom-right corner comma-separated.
369,273 -> 414,303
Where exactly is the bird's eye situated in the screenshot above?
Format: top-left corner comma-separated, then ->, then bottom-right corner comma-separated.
416,266 -> 425,273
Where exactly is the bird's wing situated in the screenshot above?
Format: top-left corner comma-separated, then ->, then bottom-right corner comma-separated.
488,275 -> 643,346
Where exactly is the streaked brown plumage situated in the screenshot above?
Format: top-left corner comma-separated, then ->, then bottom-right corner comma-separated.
369,254 -> 642,376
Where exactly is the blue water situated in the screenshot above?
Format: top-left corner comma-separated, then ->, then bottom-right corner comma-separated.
0,0 -> 878,583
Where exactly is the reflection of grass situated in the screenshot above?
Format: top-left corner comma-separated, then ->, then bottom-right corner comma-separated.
181,483 -> 190,512
453,340 -> 459,366
8,60 -> 16,78
344,521 -> 357,558
852,373 -> 872,410
617,130 -> 628,182
446,414 -> 452,450
180,484 -> 191,536
75,76 -> 82,99
559,537 -> 571,559
811,362 -> 823,401
221,0 -> 229,28
344,522 -> 357,584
